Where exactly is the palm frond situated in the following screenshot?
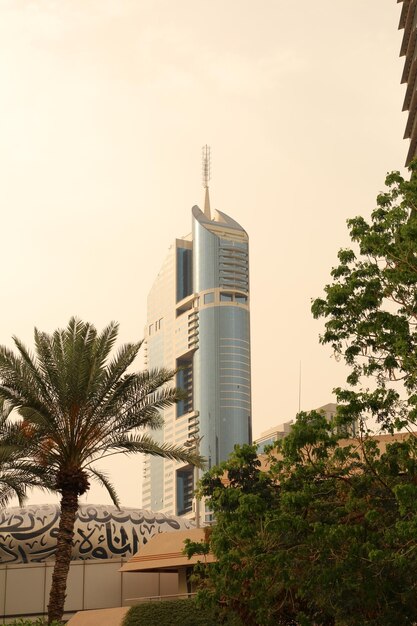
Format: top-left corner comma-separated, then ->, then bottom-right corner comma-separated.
88,467 -> 120,508
90,321 -> 120,372
0,482 -> 26,507
12,337 -> 54,410
108,371 -> 183,426
0,347 -> 50,417
92,433 -> 206,468
34,328 -> 66,410
86,342 -> 141,419
75,379 -> 181,456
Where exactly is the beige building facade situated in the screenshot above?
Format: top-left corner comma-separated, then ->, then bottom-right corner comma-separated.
398,0 -> 417,164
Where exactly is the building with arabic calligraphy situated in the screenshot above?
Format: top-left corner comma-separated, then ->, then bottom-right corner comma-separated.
0,503 -> 192,620
142,149 -> 252,521
0,504 -> 193,563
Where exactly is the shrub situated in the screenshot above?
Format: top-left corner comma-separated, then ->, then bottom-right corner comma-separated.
123,598 -> 237,626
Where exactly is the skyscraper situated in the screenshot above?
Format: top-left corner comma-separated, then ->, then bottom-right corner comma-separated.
142,148 -> 252,521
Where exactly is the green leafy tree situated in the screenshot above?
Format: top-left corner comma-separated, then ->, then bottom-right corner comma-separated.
0,318 -> 204,624
187,413 -> 417,626
311,165 -> 417,433
186,444 -> 299,626
185,165 -> 417,625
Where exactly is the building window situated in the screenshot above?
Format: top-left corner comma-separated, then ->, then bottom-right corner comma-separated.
220,292 -> 233,302
176,247 -> 193,302
176,356 -> 193,417
204,292 -> 214,304
235,294 -> 247,304
176,466 -> 194,515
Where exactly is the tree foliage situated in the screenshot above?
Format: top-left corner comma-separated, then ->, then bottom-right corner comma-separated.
312,165 -> 417,432
0,318 -> 204,624
186,413 -> 417,626
184,167 -> 417,625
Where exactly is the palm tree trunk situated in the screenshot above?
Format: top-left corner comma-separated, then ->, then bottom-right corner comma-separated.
47,490 -> 78,624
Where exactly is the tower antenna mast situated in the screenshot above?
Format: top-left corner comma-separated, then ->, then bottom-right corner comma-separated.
202,145 -> 211,188
202,145 -> 211,219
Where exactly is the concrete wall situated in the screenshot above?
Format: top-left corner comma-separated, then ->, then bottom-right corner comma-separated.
0,559 -> 177,623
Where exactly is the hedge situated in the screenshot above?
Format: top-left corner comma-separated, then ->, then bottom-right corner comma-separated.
123,598 -> 237,626
9,617 -> 64,626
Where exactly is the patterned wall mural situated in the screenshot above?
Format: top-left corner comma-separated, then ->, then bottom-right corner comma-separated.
0,504 -> 194,564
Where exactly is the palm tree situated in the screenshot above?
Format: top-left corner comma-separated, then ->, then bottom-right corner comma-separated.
0,318 -> 204,624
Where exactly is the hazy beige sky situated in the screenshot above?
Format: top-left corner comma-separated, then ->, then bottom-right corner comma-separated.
0,0 -> 407,507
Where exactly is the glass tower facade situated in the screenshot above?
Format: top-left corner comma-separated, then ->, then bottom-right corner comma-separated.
142,203 -> 251,521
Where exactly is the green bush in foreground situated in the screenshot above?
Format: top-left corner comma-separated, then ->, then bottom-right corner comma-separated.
123,598 -> 238,626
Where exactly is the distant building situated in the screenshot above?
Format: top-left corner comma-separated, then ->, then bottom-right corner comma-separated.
317,402 -> 338,425
398,0 -> 417,165
142,148 -> 252,520
255,421 -> 294,454
255,403 -> 356,452
318,402 -> 357,437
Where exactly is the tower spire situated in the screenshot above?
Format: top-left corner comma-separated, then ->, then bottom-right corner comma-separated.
202,145 -> 211,219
